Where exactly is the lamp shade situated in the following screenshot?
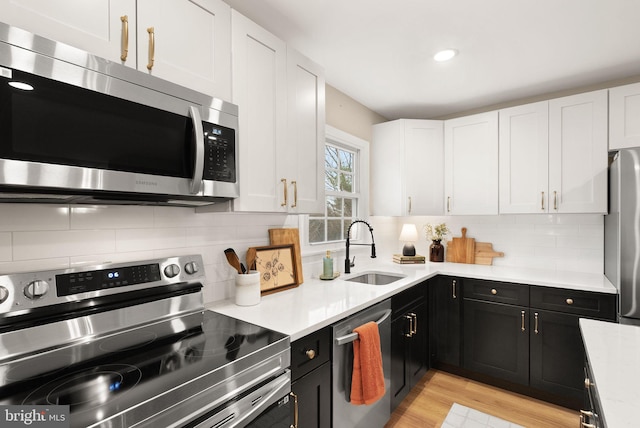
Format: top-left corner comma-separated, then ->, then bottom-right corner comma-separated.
399,224 -> 419,242
399,224 -> 419,256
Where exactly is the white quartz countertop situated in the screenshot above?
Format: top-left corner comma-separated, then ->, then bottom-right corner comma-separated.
580,319 -> 640,428
208,260 -> 616,341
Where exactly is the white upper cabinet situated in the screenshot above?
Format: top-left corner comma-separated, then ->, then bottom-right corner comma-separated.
548,90 -> 608,213
444,112 -> 499,215
231,11 -> 325,213
0,0 -> 232,99
371,119 -> 443,216
609,82 -> 640,150
499,101 -> 550,213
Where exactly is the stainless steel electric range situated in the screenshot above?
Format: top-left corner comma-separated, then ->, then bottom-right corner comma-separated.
0,255 -> 292,427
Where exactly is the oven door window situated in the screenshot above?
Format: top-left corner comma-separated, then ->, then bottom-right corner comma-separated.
0,69 -> 194,178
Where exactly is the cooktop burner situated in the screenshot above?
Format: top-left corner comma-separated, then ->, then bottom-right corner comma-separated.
0,310 -> 287,427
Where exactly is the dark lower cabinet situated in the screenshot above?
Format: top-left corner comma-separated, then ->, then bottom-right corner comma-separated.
391,283 -> 428,411
463,300 -> 529,385
529,310 -> 585,404
290,327 -> 331,428
429,276 -> 461,367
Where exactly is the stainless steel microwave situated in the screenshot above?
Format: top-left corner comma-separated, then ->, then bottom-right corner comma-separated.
0,22 -> 238,207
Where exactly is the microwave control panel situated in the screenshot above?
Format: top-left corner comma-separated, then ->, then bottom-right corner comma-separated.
202,123 -> 236,183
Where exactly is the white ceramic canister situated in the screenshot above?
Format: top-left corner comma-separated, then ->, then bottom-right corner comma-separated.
235,271 -> 261,306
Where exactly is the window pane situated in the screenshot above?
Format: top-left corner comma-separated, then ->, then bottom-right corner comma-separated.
339,150 -> 353,172
325,146 -> 338,169
340,173 -> 353,192
325,170 -> 339,191
327,219 -> 343,241
327,196 -> 342,217
344,198 -> 354,217
309,219 -> 325,243
344,219 -> 353,239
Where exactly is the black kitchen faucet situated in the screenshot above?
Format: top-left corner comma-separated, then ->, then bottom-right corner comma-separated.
344,219 -> 376,274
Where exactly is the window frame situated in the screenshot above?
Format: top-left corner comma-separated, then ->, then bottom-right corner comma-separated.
299,125 -> 370,255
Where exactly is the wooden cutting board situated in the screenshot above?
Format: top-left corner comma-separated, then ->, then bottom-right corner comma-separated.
269,228 -> 304,285
475,242 -> 505,265
446,227 -> 475,264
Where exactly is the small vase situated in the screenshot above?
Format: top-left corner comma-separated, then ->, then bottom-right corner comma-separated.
429,240 -> 444,262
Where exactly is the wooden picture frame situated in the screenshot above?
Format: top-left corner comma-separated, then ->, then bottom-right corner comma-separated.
249,244 -> 298,295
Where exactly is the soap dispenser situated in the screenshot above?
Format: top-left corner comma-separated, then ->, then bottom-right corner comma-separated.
322,250 -> 333,279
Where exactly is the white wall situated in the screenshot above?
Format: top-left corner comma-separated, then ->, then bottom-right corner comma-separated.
371,214 -> 604,274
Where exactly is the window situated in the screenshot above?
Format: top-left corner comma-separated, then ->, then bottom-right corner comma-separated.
306,126 -> 369,246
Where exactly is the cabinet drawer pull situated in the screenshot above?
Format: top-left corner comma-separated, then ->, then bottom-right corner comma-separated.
281,178 -> 288,207
120,15 -> 129,61
541,191 -> 545,211
521,310 -> 525,332
534,312 -> 539,334
566,298 -> 574,305
553,190 -> 558,210
305,349 -> 316,360
408,196 -> 412,214
146,27 -> 155,70
584,377 -> 595,389
290,391 -> 299,428
404,314 -> 414,337
491,288 -> 497,295
447,196 -> 451,212
452,279 -> 457,299
291,180 -> 297,208
409,313 -> 417,335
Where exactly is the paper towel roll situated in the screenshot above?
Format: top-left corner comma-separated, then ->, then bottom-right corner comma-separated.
235,271 -> 261,306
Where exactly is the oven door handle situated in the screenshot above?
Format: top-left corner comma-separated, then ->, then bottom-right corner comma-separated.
192,371 -> 291,428
335,309 -> 392,345
189,106 -> 205,194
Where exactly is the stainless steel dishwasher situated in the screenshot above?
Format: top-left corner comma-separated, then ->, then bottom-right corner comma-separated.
332,299 -> 392,428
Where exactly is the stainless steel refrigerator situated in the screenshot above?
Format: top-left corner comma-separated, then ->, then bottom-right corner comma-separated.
605,148 -> 640,325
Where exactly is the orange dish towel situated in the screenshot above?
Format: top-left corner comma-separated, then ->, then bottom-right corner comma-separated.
350,321 -> 385,405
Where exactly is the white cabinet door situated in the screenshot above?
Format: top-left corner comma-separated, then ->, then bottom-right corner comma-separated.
371,119 -> 443,216
404,120 -> 444,215
231,10 -> 287,212
549,90 -> 608,213
286,47 -> 325,214
0,0 -> 135,66
137,0 -> 231,99
609,82 -> 640,150
499,101 -> 549,213
444,112 -> 499,215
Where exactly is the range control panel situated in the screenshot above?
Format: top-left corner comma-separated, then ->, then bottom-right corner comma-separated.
0,255 -> 205,314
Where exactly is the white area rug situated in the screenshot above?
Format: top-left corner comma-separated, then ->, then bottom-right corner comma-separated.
442,403 -> 524,428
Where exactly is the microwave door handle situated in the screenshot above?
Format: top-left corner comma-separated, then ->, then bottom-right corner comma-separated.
189,106 -> 205,194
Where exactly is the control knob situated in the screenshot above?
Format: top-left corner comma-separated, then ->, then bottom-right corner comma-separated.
184,261 -> 199,275
0,285 -> 8,304
164,264 -> 180,278
24,280 -> 49,299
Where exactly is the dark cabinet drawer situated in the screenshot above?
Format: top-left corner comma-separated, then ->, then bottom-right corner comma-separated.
463,278 -> 529,306
392,281 -> 426,313
530,286 -> 617,320
291,326 -> 331,381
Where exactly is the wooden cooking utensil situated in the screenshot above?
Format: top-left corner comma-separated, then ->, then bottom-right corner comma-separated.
224,248 -> 244,274
246,247 -> 257,271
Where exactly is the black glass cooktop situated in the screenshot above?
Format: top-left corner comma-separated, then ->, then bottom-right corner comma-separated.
0,310 -> 287,427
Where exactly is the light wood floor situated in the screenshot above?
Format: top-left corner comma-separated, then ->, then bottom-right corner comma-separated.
385,370 -> 579,427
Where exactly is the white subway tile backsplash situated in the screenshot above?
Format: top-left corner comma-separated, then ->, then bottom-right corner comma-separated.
13,230 -> 116,260
70,205 -> 152,229
0,233 -> 11,261
115,228 -> 187,252
0,204 -> 69,231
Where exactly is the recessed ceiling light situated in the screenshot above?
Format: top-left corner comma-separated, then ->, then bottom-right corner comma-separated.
434,49 -> 457,62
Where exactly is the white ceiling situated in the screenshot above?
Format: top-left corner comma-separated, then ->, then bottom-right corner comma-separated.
223,0 -> 640,120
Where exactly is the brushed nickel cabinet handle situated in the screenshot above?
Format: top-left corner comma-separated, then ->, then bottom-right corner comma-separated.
147,27 -> 155,70
408,196 -> 412,214
291,180 -> 297,208
491,288 -> 497,295
447,196 -> 451,212
281,178 -> 288,207
120,15 -> 129,61
534,312 -> 539,334
566,298 -> 574,305
521,310 -> 525,332
409,313 -> 417,335
541,191 -> 545,211
452,279 -> 457,299
553,190 -> 558,210
289,392 -> 298,428
404,314 -> 414,337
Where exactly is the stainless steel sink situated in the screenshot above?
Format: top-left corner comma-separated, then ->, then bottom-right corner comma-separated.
344,272 -> 405,285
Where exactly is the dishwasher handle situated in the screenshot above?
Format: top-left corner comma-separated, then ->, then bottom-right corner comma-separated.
335,309 -> 392,346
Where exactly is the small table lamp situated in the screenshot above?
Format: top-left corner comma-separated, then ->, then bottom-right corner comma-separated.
399,223 -> 419,256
